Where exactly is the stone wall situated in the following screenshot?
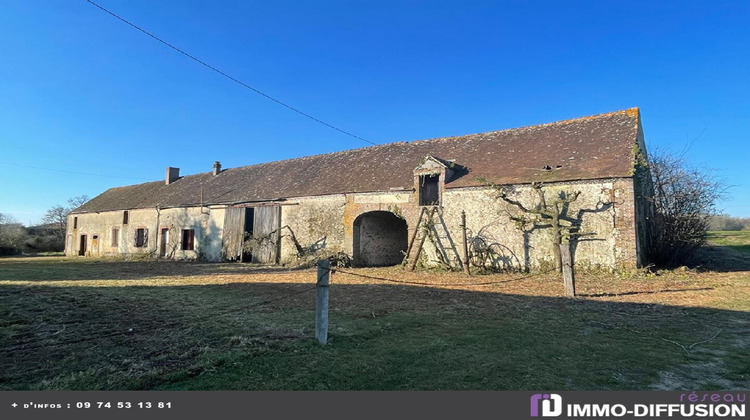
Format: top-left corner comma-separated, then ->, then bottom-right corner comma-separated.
279,191 -> 419,264
279,195 -> 347,263
66,177 -> 643,269
439,180 -> 633,270
275,177 -> 640,270
66,206 -> 225,260
611,179 -> 639,269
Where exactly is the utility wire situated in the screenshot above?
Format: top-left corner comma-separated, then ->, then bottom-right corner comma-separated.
0,160 -> 152,181
84,0 -> 376,146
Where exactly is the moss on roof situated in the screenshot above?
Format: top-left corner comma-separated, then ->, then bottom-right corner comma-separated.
75,108 -> 643,213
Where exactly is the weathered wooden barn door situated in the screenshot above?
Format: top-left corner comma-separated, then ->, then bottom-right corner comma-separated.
252,205 -> 281,264
222,207 -> 246,261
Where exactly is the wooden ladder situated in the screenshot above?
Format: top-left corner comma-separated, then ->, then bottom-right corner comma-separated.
403,206 -> 464,271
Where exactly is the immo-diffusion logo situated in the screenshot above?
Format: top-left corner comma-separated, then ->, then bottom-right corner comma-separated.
530,393 -> 563,417
528,392 -> 746,418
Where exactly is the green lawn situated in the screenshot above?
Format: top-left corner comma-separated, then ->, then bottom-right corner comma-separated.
707,230 -> 750,254
0,256 -> 748,390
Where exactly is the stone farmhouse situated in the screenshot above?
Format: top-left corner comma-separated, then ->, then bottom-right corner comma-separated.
66,108 -> 653,270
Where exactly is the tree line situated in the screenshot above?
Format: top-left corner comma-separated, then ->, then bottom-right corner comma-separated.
0,196 -> 88,255
708,214 -> 750,231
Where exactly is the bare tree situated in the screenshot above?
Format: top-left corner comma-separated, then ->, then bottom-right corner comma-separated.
67,195 -> 89,211
0,213 -> 27,255
648,150 -> 725,267
41,196 -> 90,240
42,205 -> 68,239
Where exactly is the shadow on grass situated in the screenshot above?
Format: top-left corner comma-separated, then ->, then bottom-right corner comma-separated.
1,279 -> 748,391
694,246 -> 750,273
0,253 -> 64,259
0,258 -> 305,282
578,287 -> 716,298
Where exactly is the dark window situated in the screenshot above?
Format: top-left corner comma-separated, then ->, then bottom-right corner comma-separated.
241,208 -> 255,261
244,208 -> 255,235
79,234 -> 87,256
73,217 -> 78,229
123,211 -> 129,225
419,174 -> 440,206
111,228 -> 119,247
135,228 -> 148,248
181,229 -> 195,251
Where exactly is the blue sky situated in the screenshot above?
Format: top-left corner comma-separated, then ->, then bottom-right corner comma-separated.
0,0 -> 748,224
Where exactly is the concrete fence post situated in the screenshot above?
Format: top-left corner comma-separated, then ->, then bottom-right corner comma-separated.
315,259 -> 330,344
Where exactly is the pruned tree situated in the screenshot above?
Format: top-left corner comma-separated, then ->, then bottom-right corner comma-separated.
483,180 -> 581,271
648,150 -> 725,267
480,179 -> 585,297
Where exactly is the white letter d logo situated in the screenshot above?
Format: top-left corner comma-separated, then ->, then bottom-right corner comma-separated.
542,394 -> 562,417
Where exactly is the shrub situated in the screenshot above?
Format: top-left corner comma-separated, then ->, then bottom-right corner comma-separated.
648,150 -> 725,267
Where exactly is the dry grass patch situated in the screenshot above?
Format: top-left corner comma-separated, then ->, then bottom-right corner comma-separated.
0,255 -> 747,390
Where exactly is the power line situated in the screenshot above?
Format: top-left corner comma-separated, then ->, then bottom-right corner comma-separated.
84,0 -> 377,146
0,160 -> 152,181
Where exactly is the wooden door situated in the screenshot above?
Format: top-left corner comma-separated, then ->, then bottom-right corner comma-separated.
91,235 -> 99,256
222,207 -> 246,261
252,206 -> 281,264
159,228 -> 169,257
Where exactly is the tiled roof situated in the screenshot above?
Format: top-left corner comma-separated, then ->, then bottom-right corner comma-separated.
74,108 -> 643,213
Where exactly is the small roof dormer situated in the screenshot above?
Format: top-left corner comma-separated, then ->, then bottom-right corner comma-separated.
414,156 -> 463,207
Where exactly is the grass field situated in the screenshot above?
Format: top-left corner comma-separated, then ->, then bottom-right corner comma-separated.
708,230 -> 750,255
1,237 -> 748,390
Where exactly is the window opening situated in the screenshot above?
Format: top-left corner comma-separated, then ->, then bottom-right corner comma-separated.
135,228 -> 148,247
181,229 -> 195,251
419,174 -> 440,206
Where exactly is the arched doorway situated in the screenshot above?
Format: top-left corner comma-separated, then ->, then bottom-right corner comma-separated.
353,211 -> 408,267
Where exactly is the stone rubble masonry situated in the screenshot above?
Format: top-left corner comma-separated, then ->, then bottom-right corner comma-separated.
276,177 -> 642,270
67,178 -> 644,270
66,207 -> 226,261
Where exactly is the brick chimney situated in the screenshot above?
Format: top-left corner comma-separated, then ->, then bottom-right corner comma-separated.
166,167 -> 180,185
213,161 -> 222,176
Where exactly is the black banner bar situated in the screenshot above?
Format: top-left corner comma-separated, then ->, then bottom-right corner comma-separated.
0,391 -> 746,420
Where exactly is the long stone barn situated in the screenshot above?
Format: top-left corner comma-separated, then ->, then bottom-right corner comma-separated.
66,108 -> 654,270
